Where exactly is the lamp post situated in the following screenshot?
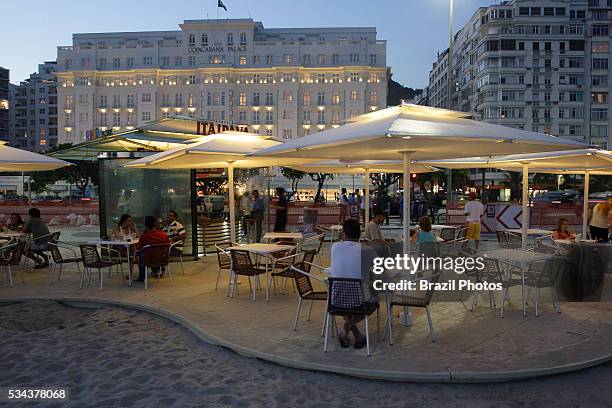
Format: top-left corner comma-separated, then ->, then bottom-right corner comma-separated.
446,0 -> 454,210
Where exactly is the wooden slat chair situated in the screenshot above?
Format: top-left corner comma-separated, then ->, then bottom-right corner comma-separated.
289,250 -> 327,331
79,244 -> 123,290
229,249 -> 268,301
0,241 -> 27,287
133,243 -> 171,290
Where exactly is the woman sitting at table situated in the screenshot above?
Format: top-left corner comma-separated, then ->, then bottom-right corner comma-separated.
4,213 -> 24,231
411,216 -> 437,245
113,214 -> 139,239
553,217 -> 575,241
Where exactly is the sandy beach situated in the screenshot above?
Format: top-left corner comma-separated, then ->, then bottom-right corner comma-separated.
1,300 -> 611,408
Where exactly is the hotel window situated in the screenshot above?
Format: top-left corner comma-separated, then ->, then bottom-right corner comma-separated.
317,110 -> 325,125
318,54 -> 326,65
282,110 -> 292,120
331,93 -> 340,105
349,53 -> 359,63
65,59 -> 72,69
332,54 -> 340,65
303,92 -> 311,106
569,107 -> 584,118
127,111 -> 135,125
252,111 -> 260,124
239,56 -> 247,65
99,58 -> 107,68
98,95 -> 107,108
252,74 -> 261,83
112,95 -> 121,108
303,110 -> 311,123
349,72 -> 359,82
142,93 -> 151,103
253,55 -> 261,64
188,56 -> 196,66
238,111 -> 246,123
81,58 -> 90,68
188,93 -> 194,107
369,54 -> 377,64
113,112 -> 121,126
100,112 -> 107,126
112,58 -> 121,68
162,110 -> 171,119
283,54 -> 293,64
201,33 -> 208,45
282,129 -> 292,139
332,111 -> 340,125
282,91 -> 293,102
593,24 -> 609,36
140,111 -> 151,122
175,56 -> 183,66
591,125 -> 608,138
188,34 -> 195,45
162,94 -> 170,107
126,57 -> 133,68
239,92 -> 247,106
240,32 -> 247,45
252,92 -> 260,106
161,56 -> 170,67
532,25 -> 540,35
369,92 -> 377,106
127,94 -> 135,107
266,111 -> 273,124
79,112 -> 88,122
65,95 -> 73,110
187,75 -> 196,84
303,54 -> 311,65
592,92 -> 608,103
282,72 -> 293,82
331,73 -> 340,83
350,90 -> 359,101
266,74 -> 273,83
175,93 -> 183,107
304,73 -> 312,83
227,33 -> 234,45
592,108 -> 608,120
209,55 -> 224,64
370,72 -> 379,82
266,55 -> 273,65
78,94 -> 87,104
592,75 -> 608,87
317,73 -> 325,83
317,92 -> 325,105
592,58 -> 609,70
592,42 -> 609,53
265,92 -> 274,106
143,56 -> 152,65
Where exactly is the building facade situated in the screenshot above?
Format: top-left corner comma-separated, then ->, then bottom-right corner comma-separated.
55,19 -> 388,145
428,0 -> 611,149
9,62 -> 58,151
0,67 -> 9,142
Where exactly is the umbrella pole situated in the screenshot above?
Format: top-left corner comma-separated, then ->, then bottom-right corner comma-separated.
403,152 -> 411,256
364,170 -> 370,226
228,163 -> 236,243
582,170 -> 590,238
521,164 -> 529,250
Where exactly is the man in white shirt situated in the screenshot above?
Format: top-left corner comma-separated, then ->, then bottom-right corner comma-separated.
360,189 -> 373,224
329,219 -> 377,349
464,193 -> 485,251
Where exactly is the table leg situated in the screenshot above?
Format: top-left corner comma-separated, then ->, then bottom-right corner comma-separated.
127,245 -> 132,286
265,256 -> 269,302
521,264 -> 526,317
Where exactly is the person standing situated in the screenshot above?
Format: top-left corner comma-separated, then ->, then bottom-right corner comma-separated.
360,188 -> 373,224
339,188 -> 349,224
589,198 -> 611,242
464,193 -> 485,251
272,187 -> 288,232
251,190 -> 265,242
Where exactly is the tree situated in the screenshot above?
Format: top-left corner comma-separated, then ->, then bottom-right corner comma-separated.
309,173 -> 334,203
532,173 -> 558,190
370,172 -> 400,193
500,171 -> 522,202
280,167 -> 306,198
27,160 -> 99,196
234,168 -> 260,187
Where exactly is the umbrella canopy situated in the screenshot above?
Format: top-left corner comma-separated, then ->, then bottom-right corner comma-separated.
0,143 -> 72,171
420,149 -> 612,241
253,103 -> 588,256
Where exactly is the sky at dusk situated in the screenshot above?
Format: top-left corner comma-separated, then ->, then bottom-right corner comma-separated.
2,0 -> 496,88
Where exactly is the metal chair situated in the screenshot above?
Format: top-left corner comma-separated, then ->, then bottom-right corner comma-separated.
302,233 -> 325,264
48,240 -> 81,284
506,232 -> 523,249
323,277 -> 380,356
270,245 -> 300,294
0,241 -> 27,287
133,243 -> 171,290
169,240 -> 185,275
386,269 -> 441,343
533,236 -> 560,254
24,231 -> 59,267
439,227 -> 456,242
229,249 -> 268,301
496,231 -> 510,248
524,258 -> 564,316
290,251 -> 327,331
79,244 -> 123,289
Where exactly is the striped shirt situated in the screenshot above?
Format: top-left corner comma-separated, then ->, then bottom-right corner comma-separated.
163,220 -> 186,251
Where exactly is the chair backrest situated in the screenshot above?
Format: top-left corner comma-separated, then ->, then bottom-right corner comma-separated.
506,232 -> 522,249
293,262 -> 316,298
440,227 -> 456,241
142,243 -> 170,268
48,242 -> 63,263
230,249 -> 254,274
417,241 -> 440,258
414,269 -> 441,305
496,231 -> 509,248
327,277 -> 364,311
2,241 -> 26,265
216,242 -> 234,270
533,236 -> 559,254
439,238 -> 468,258
80,244 -> 101,268
480,257 -> 504,282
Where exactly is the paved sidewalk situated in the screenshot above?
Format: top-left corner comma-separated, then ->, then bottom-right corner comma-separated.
1,251 -> 611,382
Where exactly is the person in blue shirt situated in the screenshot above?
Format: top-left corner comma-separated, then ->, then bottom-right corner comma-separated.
411,216 -> 437,245
249,190 -> 265,242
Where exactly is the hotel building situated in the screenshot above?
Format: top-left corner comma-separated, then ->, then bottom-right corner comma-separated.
428,0 -> 611,150
0,67 -> 9,142
55,19 -> 388,144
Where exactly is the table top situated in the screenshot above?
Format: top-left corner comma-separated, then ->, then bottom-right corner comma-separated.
329,225 -> 343,231
229,243 -> 295,254
412,224 -> 456,230
484,249 -> 553,263
88,239 -> 140,246
263,232 -> 304,240
506,228 -> 553,236
555,239 -> 599,245
0,231 -> 27,238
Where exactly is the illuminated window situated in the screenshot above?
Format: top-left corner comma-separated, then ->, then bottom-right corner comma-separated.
239,56 -> 247,65
239,92 -> 247,106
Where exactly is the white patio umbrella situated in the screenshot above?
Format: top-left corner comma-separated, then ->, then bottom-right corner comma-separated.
252,104 -> 587,255
125,132 -> 312,242
420,149 -> 612,245
290,160 -> 439,223
0,142 -> 72,171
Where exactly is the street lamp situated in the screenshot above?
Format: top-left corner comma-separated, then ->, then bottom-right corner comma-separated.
446,0 -> 454,208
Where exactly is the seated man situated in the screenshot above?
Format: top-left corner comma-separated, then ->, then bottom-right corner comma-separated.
23,208 -> 50,269
364,209 -> 394,244
135,216 -> 170,282
162,210 -> 186,256
329,219 -> 378,349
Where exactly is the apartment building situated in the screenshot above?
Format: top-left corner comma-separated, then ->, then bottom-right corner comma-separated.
428,0 -> 611,149
9,62 -> 58,151
0,67 -> 9,142
55,18 -> 388,145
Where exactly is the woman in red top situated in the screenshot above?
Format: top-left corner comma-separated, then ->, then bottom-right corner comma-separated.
553,217 -> 575,240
